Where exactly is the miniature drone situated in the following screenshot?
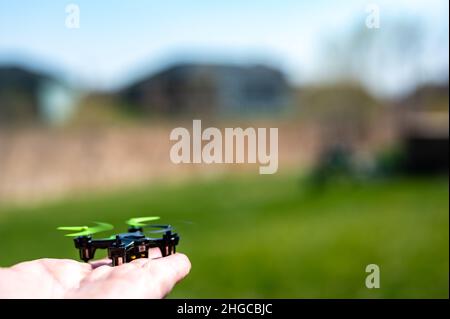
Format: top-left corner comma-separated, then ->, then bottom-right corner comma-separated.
57,217 -> 179,266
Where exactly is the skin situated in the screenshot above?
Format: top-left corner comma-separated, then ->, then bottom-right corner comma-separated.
0,248 -> 191,298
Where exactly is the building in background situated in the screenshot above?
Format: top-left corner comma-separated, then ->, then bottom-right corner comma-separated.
0,66 -> 77,126
396,83 -> 449,174
120,63 -> 291,117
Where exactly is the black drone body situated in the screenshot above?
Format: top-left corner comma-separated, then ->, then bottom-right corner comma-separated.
58,217 -> 180,266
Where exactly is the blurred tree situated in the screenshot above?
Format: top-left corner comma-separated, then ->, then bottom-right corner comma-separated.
320,16 -> 429,98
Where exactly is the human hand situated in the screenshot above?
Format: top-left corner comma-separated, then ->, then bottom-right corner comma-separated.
0,248 -> 190,298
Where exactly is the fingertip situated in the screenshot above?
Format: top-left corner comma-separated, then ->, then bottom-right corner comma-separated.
158,252 -> 191,283
144,253 -> 191,298
173,253 -> 191,276
147,252 -> 191,280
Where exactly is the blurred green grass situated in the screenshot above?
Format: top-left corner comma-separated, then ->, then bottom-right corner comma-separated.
0,174 -> 448,298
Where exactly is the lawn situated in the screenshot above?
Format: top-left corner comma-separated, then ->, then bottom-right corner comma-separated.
0,173 -> 448,298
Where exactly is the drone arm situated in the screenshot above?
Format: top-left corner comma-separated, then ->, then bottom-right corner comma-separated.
74,237 -> 115,262
90,238 -> 115,249
150,232 -> 180,257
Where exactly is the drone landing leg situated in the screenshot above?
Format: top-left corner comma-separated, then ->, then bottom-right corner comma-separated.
112,256 -> 124,266
79,248 -> 96,262
74,237 -> 97,262
109,247 -> 127,266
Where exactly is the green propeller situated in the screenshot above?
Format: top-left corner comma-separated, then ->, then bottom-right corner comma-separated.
57,222 -> 114,237
126,216 -> 160,227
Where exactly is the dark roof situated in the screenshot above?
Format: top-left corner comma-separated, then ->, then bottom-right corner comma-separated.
124,63 -> 287,91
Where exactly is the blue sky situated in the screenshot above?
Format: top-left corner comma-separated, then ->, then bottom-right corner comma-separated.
0,0 -> 448,96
